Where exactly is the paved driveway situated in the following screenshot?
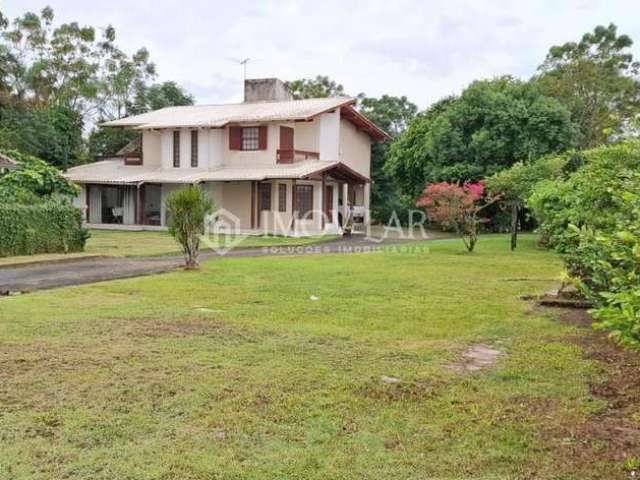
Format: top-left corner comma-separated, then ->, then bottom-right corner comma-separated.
0,237 -> 424,293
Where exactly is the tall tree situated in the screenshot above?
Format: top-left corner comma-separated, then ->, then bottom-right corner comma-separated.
89,81 -> 194,159
286,75 -> 346,99
536,23 -> 640,148
385,77 -> 577,199
0,104 -> 85,168
358,95 -> 418,221
3,7 -> 102,110
0,6 -> 195,165
131,81 -> 194,114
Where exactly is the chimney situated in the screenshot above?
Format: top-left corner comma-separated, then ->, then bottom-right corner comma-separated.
244,78 -> 293,102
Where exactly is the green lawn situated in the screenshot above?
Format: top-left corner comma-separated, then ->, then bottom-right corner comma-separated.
0,235 -> 630,478
0,229 -> 337,266
84,229 -> 337,257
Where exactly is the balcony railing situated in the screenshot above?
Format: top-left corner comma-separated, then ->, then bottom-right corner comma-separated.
276,149 -> 320,164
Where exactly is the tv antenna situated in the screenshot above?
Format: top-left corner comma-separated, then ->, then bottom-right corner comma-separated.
229,57 -> 251,81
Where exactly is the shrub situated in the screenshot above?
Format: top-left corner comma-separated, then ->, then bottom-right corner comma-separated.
0,149 -> 78,200
528,141 -> 640,250
416,181 -> 497,252
0,199 -> 89,257
166,186 -> 213,268
529,141 -> 640,347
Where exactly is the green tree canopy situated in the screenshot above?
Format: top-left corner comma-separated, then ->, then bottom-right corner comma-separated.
88,81 -> 195,159
0,149 -> 78,203
285,76 -> 346,99
0,6 -> 193,166
385,77 -> 577,199
131,81 -> 194,114
536,23 -> 640,148
358,95 -> 418,221
0,104 -> 85,168
1,6 -> 156,114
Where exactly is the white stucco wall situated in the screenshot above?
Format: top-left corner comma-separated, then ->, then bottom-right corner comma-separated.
339,118 -> 371,177
154,128 -> 225,170
142,131 -> 162,167
294,119 -> 319,153
207,129 -> 224,168
160,130 -> 173,169
221,182 -> 252,229
318,110 -> 340,161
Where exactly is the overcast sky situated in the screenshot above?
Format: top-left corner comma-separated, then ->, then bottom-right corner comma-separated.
4,0 -> 640,109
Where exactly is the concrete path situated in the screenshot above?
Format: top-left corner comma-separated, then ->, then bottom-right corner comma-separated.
0,237 -> 422,293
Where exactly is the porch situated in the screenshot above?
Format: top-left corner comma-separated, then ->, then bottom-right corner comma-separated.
77,170 -> 369,236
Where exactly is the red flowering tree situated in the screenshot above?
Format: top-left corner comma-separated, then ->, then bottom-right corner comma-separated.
416,181 -> 498,252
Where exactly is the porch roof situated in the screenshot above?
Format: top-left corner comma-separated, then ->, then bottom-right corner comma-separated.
65,159 -> 370,185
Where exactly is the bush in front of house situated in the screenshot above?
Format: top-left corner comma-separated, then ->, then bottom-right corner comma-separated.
165,185 -> 213,269
0,198 -> 89,257
0,149 -> 88,257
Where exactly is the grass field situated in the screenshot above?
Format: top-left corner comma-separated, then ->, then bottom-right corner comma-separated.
84,229 -> 337,256
0,235 -> 636,479
0,229 -> 337,266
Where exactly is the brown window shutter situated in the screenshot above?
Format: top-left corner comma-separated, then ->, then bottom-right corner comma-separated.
258,126 -> 268,150
229,127 -> 242,150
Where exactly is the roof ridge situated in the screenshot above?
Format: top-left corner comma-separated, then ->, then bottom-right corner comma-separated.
145,96 -> 354,111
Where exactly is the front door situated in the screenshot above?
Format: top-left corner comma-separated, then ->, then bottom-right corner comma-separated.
324,185 -> 333,222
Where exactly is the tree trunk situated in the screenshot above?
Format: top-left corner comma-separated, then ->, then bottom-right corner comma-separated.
184,236 -> 199,269
510,202 -> 519,251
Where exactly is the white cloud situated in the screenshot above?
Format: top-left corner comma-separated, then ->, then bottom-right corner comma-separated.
4,0 -> 640,108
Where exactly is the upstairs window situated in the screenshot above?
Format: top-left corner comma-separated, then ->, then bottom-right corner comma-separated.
242,127 -> 260,151
173,131 -> 180,167
229,126 -> 267,151
259,183 -> 272,211
190,130 -> 198,167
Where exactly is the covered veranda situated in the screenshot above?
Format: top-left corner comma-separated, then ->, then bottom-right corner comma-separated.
71,161 -> 370,236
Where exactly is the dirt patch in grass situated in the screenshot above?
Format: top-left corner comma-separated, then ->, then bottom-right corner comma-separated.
357,376 -> 446,403
79,316 -> 260,343
131,318 -> 239,338
545,308 -> 640,477
446,343 -> 502,373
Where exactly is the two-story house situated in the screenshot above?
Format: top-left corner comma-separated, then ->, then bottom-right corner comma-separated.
67,78 -> 388,235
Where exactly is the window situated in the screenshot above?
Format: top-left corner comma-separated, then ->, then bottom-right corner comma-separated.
295,184 -> 313,219
190,130 -> 198,167
259,183 -> 272,211
242,127 -> 260,151
173,131 -> 180,167
278,184 -> 287,212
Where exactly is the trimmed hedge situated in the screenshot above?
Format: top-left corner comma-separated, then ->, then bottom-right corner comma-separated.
0,200 -> 89,257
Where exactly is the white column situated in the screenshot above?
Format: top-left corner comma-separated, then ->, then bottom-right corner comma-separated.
364,182 -> 371,226
342,183 -> 349,220
122,187 -> 136,225
89,186 -> 102,224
